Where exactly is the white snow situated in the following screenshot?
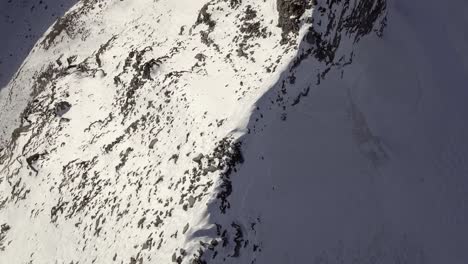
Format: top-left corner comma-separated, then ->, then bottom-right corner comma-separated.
1,0 -> 468,263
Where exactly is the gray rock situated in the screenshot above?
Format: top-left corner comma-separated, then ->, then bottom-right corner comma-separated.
149,138 -> 158,149
192,153 -> 204,163
277,0 -> 308,40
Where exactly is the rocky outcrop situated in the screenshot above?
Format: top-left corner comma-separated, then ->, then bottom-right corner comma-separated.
291,0 -> 387,70
277,0 -> 310,41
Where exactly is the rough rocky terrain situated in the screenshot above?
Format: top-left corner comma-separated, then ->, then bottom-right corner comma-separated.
1,0 -> 468,263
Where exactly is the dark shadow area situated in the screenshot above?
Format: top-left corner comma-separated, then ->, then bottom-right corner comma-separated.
195,0 -> 468,263
0,0 -> 78,88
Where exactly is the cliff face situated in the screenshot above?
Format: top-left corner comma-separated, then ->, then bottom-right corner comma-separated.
276,0 -> 309,39
1,0 -> 468,263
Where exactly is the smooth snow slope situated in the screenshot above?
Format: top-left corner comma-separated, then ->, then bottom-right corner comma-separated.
1,0 -> 468,263
215,0 -> 468,263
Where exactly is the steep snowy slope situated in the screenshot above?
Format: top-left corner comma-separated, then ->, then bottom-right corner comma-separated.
0,0 -> 312,263
219,0 -> 468,263
0,0 -> 78,88
1,0 -> 468,263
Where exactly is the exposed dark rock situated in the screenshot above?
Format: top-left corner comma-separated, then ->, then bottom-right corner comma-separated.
183,223 -> 190,234
54,101 -> 72,117
229,0 -> 242,8
187,196 -> 196,208
307,0 -> 387,64
277,0 -> 308,41
149,138 -> 158,149
169,154 -> 179,164
26,153 -> 41,174
192,153 -> 204,164
95,35 -> 117,67
0,224 -> 11,251
41,0 -> 105,49
116,147 -> 134,171
212,138 -> 244,214
142,59 -> 160,80
196,3 -> 216,31
11,125 -> 31,145
195,53 -> 206,62
231,223 -> 243,258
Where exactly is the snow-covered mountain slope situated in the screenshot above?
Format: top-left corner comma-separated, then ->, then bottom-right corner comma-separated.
1,0 -> 468,263
0,0 -> 78,88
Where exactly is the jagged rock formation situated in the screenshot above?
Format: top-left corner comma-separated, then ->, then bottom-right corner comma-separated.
1,0 -> 468,263
277,0 -> 310,41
